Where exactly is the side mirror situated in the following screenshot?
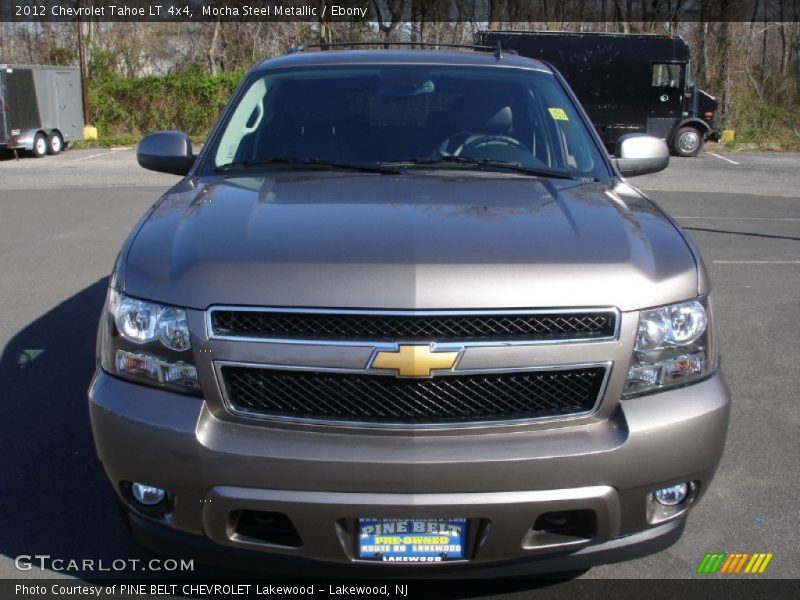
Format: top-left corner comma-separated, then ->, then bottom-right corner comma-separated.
614,134 -> 669,177
137,130 -> 195,176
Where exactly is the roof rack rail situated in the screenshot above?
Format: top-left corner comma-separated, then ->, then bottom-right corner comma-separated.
286,41 -> 516,56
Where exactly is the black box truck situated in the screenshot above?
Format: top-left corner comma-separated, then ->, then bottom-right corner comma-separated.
0,64 -> 84,157
479,30 -> 720,156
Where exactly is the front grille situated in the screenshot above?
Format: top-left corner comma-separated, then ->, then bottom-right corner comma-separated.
221,366 -> 606,424
211,310 -> 616,342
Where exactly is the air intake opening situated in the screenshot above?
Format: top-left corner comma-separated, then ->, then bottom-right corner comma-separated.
222,365 -> 606,424
523,510 -> 597,549
231,510 -> 302,548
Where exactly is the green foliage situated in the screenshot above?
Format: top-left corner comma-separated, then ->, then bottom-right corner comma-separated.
724,88 -> 800,151
89,68 -> 245,138
70,135 -> 143,149
88,48 -> 118,83
88,66 -> 800,151
71,134 -> 206,149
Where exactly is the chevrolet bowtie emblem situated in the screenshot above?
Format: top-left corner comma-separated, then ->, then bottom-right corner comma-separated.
370,345 -> 460,378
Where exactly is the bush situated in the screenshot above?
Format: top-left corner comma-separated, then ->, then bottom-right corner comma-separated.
725,87 -> 800,151
89,68 -> 245,138
91,67 -> 800,151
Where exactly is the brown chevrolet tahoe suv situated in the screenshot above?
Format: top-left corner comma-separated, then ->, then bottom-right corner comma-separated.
89,47 -> 730,575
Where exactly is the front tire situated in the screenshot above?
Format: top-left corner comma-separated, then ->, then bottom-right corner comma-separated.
31,133 -> 47,158
673,127 -> 703,157
47,132 -> 64,155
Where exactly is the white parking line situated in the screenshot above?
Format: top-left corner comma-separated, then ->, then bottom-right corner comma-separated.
713,260 -> 800,264
71,148 -> 131,161
675,217 -> 800,221
705,152 -> 740,165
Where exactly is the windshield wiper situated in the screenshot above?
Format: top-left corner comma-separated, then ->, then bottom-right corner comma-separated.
216,156 -> 401,175
381,156 -> 576,180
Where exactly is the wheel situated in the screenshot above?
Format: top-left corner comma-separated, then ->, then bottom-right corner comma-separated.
47,132 -> 63,155
673,127 -> 703,157
460,134 -> 528,154
31,132 -> 47,158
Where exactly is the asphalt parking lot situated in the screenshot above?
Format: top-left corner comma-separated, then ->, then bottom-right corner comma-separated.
0,148 -> 797,585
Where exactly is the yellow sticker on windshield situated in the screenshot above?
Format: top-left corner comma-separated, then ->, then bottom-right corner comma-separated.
548,107 -> 569,121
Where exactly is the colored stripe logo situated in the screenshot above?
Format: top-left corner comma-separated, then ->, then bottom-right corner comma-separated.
697,552 -> 773,574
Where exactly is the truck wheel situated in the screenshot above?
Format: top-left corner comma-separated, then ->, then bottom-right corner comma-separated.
47,132 -> 64,155
31,133 -> 48,158
673,127 -> 703,157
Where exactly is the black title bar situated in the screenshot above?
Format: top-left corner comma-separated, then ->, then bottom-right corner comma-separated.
1,0 -> 796,23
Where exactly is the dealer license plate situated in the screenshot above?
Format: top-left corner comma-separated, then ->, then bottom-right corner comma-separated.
357,518 -> 467,562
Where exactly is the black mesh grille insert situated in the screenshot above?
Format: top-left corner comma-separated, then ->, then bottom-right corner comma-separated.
211,310 -> 616,342
222,366 -> 606,424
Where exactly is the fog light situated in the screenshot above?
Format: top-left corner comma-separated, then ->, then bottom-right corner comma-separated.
654,483 -> 689,506
131,482 -> 166,506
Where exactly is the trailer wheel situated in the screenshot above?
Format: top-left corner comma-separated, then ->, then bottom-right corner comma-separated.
31,133 -> 48,158
673,127 -> 703,157
47,132 -> 64,155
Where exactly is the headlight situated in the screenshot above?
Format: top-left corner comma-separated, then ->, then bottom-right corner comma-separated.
157,307 -> 192,351
112,292 -> 191,350
99,289 -> 201,394
623,297 -> 716,397
114,295 -> 160,343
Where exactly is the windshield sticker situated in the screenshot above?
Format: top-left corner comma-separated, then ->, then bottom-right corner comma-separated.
548,107 -> 569,121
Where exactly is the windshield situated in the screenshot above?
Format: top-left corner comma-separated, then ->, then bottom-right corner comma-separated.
208,64 -> 609,180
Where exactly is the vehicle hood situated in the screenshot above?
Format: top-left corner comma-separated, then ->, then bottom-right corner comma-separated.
123,172 -> 698,311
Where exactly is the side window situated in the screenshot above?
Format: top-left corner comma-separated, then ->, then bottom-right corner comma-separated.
214,77 -> 267,166
551,116 -> 595,172
526,85 -> 596,175
651,64 -> 681,89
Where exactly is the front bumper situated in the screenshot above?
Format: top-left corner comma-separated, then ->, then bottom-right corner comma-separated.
128,511 -> 686,577
89,370 -> 730,573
